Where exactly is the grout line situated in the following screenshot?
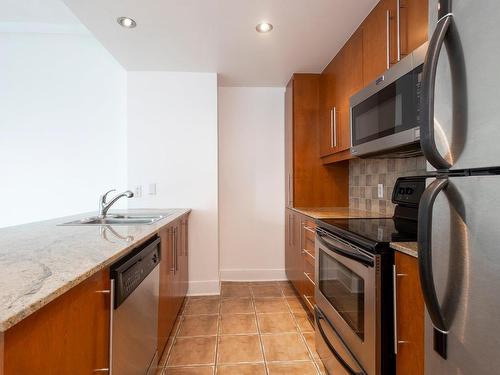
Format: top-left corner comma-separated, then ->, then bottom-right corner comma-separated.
213,295 -> 221,375
251,284 -> 270,375
283,291 -> 322,375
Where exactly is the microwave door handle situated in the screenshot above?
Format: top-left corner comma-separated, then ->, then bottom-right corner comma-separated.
316,309 -> 366,375
418,177 -> 449,358
316,231 -> 373,267
421,12 -> 466,171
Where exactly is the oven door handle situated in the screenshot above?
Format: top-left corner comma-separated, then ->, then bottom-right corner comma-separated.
316,308 -> 366,375
316,231 -> 374,267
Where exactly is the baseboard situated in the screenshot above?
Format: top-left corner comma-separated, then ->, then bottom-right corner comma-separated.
220,268 -> 287,282
187,279 -> 221,296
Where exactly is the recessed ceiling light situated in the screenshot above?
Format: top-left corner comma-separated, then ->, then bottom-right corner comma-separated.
256,22 -> 273,33
117,17 -> 137,29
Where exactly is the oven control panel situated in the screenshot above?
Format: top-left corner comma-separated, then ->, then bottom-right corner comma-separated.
392,177 -> 426,207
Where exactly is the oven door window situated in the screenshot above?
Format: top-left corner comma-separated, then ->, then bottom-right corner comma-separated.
351,64 -> 422,146
319,250 -> 365,340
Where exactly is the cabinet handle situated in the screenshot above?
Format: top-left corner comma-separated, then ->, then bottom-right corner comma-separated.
396,0 -> 401,62
303,225 -> 316,234
386,10 -> 391,69
302,249 -> 315,261
304,272 -> 316,287
170,228 -> 176,273
287,174 -> 292,206
303,295 -> 315,311
330,107 -> 337,148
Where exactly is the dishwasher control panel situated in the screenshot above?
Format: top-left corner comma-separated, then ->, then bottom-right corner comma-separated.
111,235 -> 161,308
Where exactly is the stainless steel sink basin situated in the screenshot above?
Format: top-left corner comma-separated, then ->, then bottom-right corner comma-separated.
61,214 -> 168,226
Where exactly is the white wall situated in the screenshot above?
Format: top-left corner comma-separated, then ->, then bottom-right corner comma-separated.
218,87 -> 285,281
0,30 -> 127,228
127,72 -> 219,295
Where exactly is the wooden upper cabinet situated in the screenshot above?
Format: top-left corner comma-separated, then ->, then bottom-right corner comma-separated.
3,268 -> 111,375
400,0 -> 429,56
285,78 -> 294,207
362,0 -> 428,85
362,0 -> 398,85
394,251 -> 424,375
320,29 -> 363,161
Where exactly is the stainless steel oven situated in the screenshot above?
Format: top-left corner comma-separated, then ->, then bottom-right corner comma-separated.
350,42 -> 427,158
315,228 -> 377,375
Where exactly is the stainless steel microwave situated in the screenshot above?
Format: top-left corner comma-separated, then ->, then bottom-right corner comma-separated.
350,42 -> 428,157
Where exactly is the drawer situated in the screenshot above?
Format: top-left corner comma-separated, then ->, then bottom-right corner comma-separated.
303,220 -> 316,244
304,235 -> 315,253
302,293 -> 315,313
302,248 -> 315,268
302,271 -> 315,296
303,254 -> 315,275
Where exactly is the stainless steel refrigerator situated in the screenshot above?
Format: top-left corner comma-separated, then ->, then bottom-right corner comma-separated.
418,0 -> 500,374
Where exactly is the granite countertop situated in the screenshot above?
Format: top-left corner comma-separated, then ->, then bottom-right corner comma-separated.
390,242 -> 418,258
292,207 -> 388,219
0,208 -> 190,332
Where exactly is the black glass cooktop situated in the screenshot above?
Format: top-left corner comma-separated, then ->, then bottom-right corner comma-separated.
318,217 -> 417,246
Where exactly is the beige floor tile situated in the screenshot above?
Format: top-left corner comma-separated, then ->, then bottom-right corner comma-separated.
221,284 -> 252,298
261,333 -> 310,362
167,337 -> 216,366
294,312 -> 315,333
286,297 -> 307,313
178,315 -> 219,337
217,335 -> 263,364
248,281 -> 279,287
216,363 -> 266,375
220,298 -> 254,314
303,333 -> 320,359
184,297 -> 220,315
219,314 -> 257,335
267,362 -> 318,375
254,297 -> 288,313
164,366 -> 214,375
257,312 -> 297,334
251,284 -> 282,297
280,283 -> 299,297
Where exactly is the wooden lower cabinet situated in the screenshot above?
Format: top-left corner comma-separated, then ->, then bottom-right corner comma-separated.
2,268 -> 111,374
285,209 -> 316,314
394,251 -> 424,375
157,214 -> 190,359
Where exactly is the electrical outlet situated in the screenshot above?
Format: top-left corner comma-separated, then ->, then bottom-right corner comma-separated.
134,185 -> 142,198
377,184 -> 384,199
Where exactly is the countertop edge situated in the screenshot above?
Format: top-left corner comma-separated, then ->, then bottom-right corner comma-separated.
0,208 -> 191,332
390,242 -> 418,258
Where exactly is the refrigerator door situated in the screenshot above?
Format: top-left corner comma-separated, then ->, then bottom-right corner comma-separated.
424,0 -> 500,170
419,175 -> 500,374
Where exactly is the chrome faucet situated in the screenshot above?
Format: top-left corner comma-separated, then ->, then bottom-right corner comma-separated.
98,189 -> 134,218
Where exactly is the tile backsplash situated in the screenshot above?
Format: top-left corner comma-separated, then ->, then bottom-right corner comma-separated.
349,156 -> 427,215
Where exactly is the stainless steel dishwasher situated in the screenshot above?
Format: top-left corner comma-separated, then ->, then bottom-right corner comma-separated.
111,236 -> 161,375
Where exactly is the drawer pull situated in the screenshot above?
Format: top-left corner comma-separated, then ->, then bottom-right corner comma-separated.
303,295 -> 315,311
302,249 -> 315,260
304,272 -> 316,286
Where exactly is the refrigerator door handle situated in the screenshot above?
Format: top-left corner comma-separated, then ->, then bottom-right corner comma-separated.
421,11 -> 467,171
421,14 -> 453,170
418,177 -> 449,358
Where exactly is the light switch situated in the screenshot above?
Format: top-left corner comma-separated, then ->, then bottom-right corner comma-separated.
377,184 -> 384,199
148,183 -> 157,195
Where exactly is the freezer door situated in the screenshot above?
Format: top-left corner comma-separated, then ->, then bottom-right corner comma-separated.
419,175 -> 500,374
425,0 -> 500,170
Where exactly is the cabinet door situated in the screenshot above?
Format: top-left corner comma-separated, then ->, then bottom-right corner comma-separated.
319,62 -> 338,157
394,252 -> 424,375
285,78 -> 294,207
362,0 -> 398,84
399,0 -> 428,56
3,268 -> 111,374
158,225 -> 176,358
179,216 -> 189,298
336,29 -> 364,153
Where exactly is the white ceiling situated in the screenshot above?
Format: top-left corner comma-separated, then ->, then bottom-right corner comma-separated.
62,0 -> 377,86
